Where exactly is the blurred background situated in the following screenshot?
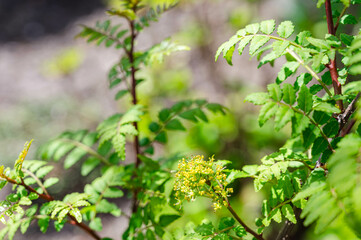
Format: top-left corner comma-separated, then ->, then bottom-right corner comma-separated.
0,0 -> 360,239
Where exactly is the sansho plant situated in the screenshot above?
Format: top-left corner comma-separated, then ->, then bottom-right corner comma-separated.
2,0 -> 361,240
0,0 -> 226,239
175,0 -> 361,239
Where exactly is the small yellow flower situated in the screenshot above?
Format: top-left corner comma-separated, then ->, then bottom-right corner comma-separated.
173,155 -> 233,211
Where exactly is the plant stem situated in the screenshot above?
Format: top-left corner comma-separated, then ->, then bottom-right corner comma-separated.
126,12 -> 141,213
249,34 -> 304,49
22,169 -> 50,197
334,5 -> 349,32
61,139 -> 111,166
226,204 -> 264,240
325,0 -> 344,111
4,176 -> 101,240
211,181 -> 263,240
278,101 -> 334,152
286,49 -> 332,97
203,225 -> 236,238
325,0 -> 335,35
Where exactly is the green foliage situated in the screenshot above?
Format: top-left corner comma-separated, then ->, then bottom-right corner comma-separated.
212,1 -> 361,239
146,38 -> 190,65
97,105 -> 143,159
77,19 -> 128,49
3,1 -> 361,240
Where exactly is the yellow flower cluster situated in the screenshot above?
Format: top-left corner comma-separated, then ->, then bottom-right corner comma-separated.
173,155 -> 233,211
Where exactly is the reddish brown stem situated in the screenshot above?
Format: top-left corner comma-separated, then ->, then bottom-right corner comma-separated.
5,176 -> 101,240
68,216 -> 101,240
227,205 -> 264,240
325,0 -> 335,35
129,20 -> 140,169
126,16 -> 141,213
328,60 -> 343,111
325,0 -> 344,112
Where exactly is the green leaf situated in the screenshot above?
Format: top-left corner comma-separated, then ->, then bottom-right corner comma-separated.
112,134 -> 126,159
215,35 -> 239,65
313,111 -> 331,125
237,36 -> 253,55
206,103 -> 226,114
281,204 -> 297,224
340,14 -> 357,25
260,20 -> 276,34
146,229 -> 156,240
295,73 -> 312,90
115,90 -> 128,100
307,37 -> 330,50
340,33 -> 354,46
92,178 -> 107,192
325,34 -> 341,48
323,119 -> 339,138
38,217 -> 50,233
259,51 -> 277,67
26,205 -> 38,217
273,41 -> 290,57
90,218 -> 103,231
267,83 -> 282,101
54,220 -> 66,232
103,187 -> 124,198
119,124 -> 138,135
245,23 -> 259,34
146,38 -> 190,65
297,85 -> 313,113
19,196 -> 32,206
296,31 -> 312,46
277,21 -> 294,38
234,226 -> 247,237
179,109 -> 198,122
43,177 -> 59,188
155,131 -> 167,143
159,109 -> 171,122
35,165 -> 54,178
159,214 -> 180,227
138,155 -> 160,170
249,36 -> 270,55
310,85 -> 323,94
302,127 -> 316,149
20,219 -> 32,234
194,108 -> 208,122
245,92 -> 270,105
293,169 -> 326,202
282,83 -> 296,105
195,221 -> 215,236
165,119 -> 186,131
270,208 -> 282,223
149,122 -> 161,133
276,62 -> 300,83
96,199 -> 120,216
274,106 -> 293,131
81,157 -> 101,176
313,102 -> 341,114
64,148 -> 87,169
321,71 -> 332,85
312,53 -> 327,71
219,217 -> 235,230
70,208 -> 82,223
258,102 -> 278,127
312,137 -> 329,156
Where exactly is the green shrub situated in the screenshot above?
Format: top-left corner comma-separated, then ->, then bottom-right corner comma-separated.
1,0 -> 361,239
